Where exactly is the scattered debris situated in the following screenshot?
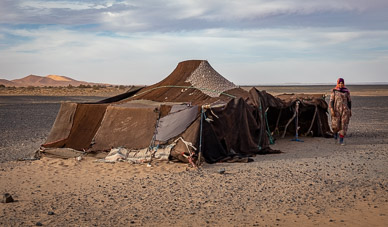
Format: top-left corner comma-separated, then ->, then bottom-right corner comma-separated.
2,193 -> 14,203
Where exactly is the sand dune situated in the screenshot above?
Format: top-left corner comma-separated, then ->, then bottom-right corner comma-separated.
0,75 -> 110,88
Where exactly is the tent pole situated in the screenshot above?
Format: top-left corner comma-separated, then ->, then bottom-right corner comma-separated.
316,107 -> 324,136
274,108 -> 282,135
147,111 -> 161,166
304,105 -> 318,136
291,101 -> 303,142
282,105 -> 297,138
197,106 -> 205,165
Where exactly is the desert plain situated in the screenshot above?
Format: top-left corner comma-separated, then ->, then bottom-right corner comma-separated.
0,85 -> 387,226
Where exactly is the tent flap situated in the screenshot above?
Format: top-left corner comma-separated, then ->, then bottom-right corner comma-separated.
155,105 -> 199,142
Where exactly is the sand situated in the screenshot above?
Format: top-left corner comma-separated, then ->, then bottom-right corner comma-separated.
1,86 -> 387,226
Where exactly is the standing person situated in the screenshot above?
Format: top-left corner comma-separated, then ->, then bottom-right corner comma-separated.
329,78 -> 352,145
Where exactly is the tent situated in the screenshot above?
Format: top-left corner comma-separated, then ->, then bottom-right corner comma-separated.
42,60 -> 331,164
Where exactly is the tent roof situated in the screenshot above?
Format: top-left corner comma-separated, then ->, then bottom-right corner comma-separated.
119,60 -> 249,105
276,93 -> 328,109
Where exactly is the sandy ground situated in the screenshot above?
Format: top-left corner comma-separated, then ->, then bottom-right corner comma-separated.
1,86 -> 387,226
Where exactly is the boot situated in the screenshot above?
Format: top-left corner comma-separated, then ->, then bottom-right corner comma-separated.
339,137 -> 345,146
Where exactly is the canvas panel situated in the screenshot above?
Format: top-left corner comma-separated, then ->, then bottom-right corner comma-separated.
276,93 -> 328,109
248,88 -> 285,109
113,100 -> 182,117
95,86 -> 144,104
91,106 -> 159,151
44,102 -> 77,147
201,98 -> 266,163
62,104 -> 108,150
169,104 -> 189,113
155,105 -> 199,142
114,99 -> 165,108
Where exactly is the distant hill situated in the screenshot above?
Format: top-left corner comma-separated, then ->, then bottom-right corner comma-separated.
0,75 -> 109,87
0,79 -> 16,87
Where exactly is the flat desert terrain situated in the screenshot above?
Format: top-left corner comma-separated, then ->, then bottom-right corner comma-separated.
0,85 -> 387,226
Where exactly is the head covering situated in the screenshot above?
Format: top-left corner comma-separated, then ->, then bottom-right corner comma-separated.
333,77 -> 349,93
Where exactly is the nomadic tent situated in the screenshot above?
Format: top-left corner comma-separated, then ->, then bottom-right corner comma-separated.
42,60 -> 331,165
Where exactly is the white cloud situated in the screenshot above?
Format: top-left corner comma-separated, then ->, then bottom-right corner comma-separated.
20,1 -> 106,10
1,24 -> 387,84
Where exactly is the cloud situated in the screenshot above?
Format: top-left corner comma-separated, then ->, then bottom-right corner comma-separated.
1,23 -> 387,84
2,0 -> 388,31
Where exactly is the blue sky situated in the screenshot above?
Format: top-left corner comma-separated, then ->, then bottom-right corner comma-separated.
1,0 -> 388,85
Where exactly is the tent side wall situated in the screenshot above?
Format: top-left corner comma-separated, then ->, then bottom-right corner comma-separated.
89,105 -> 160,151
201,98 -> 270,163
43,103 -> 108,150
44,102 -> 78,147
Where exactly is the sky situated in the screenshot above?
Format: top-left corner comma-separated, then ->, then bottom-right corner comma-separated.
1,0 -> 388,85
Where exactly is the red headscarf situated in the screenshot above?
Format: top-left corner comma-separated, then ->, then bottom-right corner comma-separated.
333,78 -> 349,93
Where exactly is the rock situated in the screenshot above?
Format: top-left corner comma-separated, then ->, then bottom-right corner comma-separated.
2,193 -> 14,203
218,168 -> 226,174
48,211 -> 55,215
36,222 -> 43,226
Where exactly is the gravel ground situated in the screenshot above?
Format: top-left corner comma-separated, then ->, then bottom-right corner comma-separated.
0,96 -> 104,162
